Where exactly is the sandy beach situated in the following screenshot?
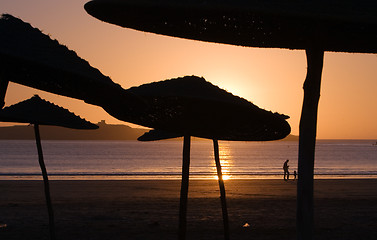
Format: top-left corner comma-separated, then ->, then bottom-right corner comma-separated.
0,179 -> 376,240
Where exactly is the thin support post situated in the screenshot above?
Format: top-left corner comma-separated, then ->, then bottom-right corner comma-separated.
34,124 -> 56,240
0,73 -> 9,109
213,139 -> 230,240
179,135 -> 191,240
297,47 -> 324,240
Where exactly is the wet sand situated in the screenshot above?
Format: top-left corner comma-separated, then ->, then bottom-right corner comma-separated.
0,179 -> 377,240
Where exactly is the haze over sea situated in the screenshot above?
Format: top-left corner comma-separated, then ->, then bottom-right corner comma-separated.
0,140 -> 376,180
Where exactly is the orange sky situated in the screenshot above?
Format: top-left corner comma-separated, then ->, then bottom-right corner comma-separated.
2,0 -> 377,139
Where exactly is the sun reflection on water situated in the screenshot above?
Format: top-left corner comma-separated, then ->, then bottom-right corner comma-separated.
212,142 -> 233,180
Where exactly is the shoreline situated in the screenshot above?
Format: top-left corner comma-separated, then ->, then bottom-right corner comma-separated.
1,179 -> 377,239
1,174 -> 377,181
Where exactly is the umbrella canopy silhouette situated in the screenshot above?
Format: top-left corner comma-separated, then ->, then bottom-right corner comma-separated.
130,76 -> 291,240
0,14 -> 139,111
84,0 -> 377,53
84,1 -> 377,239
124,76 -> 290,141
0,95 -> 98,240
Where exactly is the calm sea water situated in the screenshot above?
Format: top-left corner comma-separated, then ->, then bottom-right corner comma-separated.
0,140 -> 376,180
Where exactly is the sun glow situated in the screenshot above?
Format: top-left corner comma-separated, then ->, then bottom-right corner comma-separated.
215,174 -> 231,181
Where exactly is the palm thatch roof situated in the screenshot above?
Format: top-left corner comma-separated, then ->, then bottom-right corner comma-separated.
84,0 -> 377,53
113,76 -> 290,141
0,95 -> 98,129
0,14 -> 134,107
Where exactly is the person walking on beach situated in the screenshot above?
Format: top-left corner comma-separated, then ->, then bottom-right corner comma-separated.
283,159 -> 290,180
293,170 -> 297,180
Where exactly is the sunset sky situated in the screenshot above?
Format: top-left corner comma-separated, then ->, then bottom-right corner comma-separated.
2,0 -> 377,139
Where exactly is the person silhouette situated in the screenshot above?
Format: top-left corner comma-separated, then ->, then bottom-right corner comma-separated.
294,170 -> 297,180
283,159 -> 290,180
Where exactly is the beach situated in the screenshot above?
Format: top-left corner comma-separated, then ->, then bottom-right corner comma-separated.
0,179 -> 377,240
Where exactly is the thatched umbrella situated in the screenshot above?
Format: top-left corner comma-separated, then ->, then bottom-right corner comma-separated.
0,14 -> 140,111
130,76 -> 291,240
124,76 -> 290,140
0,95 -> 98,240
84,1 -> 377,239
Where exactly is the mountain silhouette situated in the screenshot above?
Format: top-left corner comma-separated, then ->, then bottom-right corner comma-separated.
0,120 -> 298,141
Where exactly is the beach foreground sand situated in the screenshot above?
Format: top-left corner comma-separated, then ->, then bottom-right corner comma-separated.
0,179 -> 376,240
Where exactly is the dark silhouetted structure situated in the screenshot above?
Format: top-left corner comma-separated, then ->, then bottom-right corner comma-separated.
135,77 -> 291,240
84,1 -> 377,239
127,76 -> 290,141
0,14 -> 141,112
0,95 -> 98,240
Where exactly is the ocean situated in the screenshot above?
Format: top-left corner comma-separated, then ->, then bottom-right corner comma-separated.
0,139 -> 376,180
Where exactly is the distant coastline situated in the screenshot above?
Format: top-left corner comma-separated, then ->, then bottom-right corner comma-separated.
0,120 -> 146,140
0,120 -> 299,141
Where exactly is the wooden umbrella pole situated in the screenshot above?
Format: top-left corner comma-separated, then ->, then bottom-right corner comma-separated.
0,72 -> 9,109
179,135 -> 191,240
297,47 -> 324,240
213,139 -> 230,240
34,124 -> 56,240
